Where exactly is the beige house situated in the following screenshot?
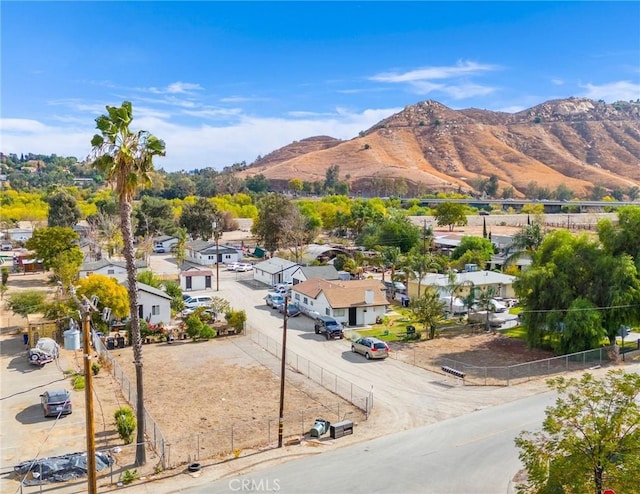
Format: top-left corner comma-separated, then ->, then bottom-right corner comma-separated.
291,278 -> 388,327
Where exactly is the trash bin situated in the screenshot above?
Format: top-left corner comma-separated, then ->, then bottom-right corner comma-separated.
329,420 -> 353,439
116,336 -> 126,348
309,418 -> 330,438
22,334 -> 29,346
106,337 -> 115,350
406,325 -> 416,335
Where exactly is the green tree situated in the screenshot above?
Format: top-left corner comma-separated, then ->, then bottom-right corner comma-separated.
514,230 -> 640,350
434,202 -> 468,232
504,222 -> 545,269
515,370 -> 640,494
25,227 -> 84,289
451,236 -> 494,268
409,289 -> 446,340
598,205 -> 640,270
473,285 -> 497,331
89,101 -> 165,466
244,173 -> 270,193
324,164 -> 340,193
46,189 -> 82,228
134,196 -> 174,238
288,178 -> 303,194
251,193 -> 295,255
114,406 -> 137,444
179,198 -> 219,240
7,290 -> 46,317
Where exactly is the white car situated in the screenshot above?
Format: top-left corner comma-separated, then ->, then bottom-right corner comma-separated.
235,263 -> 253,272
226,262 -> 240,271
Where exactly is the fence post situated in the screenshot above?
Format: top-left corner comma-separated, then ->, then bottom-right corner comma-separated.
197,433 -> 200,461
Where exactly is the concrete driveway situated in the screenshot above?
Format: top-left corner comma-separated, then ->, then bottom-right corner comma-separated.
0,333 -> 88,491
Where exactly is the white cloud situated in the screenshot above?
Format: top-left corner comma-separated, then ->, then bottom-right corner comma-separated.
0,108 -> 398,172
551,78 -> 565,86
580,80 -> 640,102
0,118 -> 49,133
370,61 -> 497,83
147,82 -> 204,95
369,61 -> 498,99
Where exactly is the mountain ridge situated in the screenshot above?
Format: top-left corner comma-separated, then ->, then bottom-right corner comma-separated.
242,97 -> 640,198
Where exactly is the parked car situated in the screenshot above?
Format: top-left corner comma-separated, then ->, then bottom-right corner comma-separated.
274,282 -> 293,294
235,263 -> 253,272
27,338 -> 60,366
265,293 -> 285,308
351,337 -> 390,359
314,315 -> 344,340
183,295 -> 213,310
40,389 -> 72,418
1,241 -> 12,251
226,262 -> 241,271
153,245 -> 166,253
276,303 -> 301,317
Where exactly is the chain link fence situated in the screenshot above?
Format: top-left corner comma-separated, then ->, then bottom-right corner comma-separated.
92,332 -> 167,466
247,325 -> 373,416
430,346 -> 615,386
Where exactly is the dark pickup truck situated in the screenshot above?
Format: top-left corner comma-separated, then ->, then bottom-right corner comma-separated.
314,315 -> 344,340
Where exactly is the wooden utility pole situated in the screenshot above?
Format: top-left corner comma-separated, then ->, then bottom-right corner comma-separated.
277,295 -> 289,448
82,308 -> 97,493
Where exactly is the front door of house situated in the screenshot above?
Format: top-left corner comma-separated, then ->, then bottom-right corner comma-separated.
205,276 -> 211,289
349,307 -> 357,326
186,276 -> 192,290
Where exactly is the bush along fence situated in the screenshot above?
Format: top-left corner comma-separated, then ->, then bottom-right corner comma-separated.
246,324 -> 374,417
434,346 -> 616,386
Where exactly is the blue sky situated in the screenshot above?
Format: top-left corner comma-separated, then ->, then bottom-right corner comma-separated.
1,1 -> 639,172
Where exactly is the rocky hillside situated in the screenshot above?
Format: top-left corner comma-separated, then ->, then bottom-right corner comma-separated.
242,98 -> 640,198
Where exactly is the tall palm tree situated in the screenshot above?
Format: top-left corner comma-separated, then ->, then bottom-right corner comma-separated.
503,222 -> 545,269
89,101 -> 165,466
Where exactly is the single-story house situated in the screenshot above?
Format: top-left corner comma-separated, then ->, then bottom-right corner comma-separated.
6,228 -> 33,243
79,258 -> 148,282
290,265 -> 341,285
123,281 -> 172,326
185,240 -> 241,267
291,278 -> 388,327
154,235 -> 180,251
408,270 -> 517,300
179,267 -> 214,292
252,257 -> 299,287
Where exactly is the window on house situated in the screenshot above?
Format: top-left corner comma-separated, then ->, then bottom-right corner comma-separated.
303,297 -> 308,304
151,305 -> 160,316
325,308 -> 330,316
107,269 -> 115,275
333,309 -> 345,317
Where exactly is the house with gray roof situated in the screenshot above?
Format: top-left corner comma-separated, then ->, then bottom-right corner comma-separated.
122,281 -> 172,326
185,240 -> 241,267
290,265 -> 341,285
408,269 -> 516,300
79,258 -> 148,282
252,257 -> 299,287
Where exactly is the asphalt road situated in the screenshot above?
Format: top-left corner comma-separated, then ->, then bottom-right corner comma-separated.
181,390 -> 559,494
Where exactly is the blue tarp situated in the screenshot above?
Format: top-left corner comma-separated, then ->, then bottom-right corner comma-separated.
14,451 -> 114,485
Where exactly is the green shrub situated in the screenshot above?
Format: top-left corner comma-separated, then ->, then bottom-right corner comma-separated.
199,325 -> 216,339
72,375 -> 85,390
91,362 -> 100,376
121,469 -> 138,485
114,406 -> 136,444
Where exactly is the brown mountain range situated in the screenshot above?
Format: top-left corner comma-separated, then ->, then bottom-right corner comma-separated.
241,98 -> 640,198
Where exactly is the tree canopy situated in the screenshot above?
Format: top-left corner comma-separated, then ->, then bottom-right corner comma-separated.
514,229 -> 640,351
515,370 -> 640,494
434,202 -> 468,232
